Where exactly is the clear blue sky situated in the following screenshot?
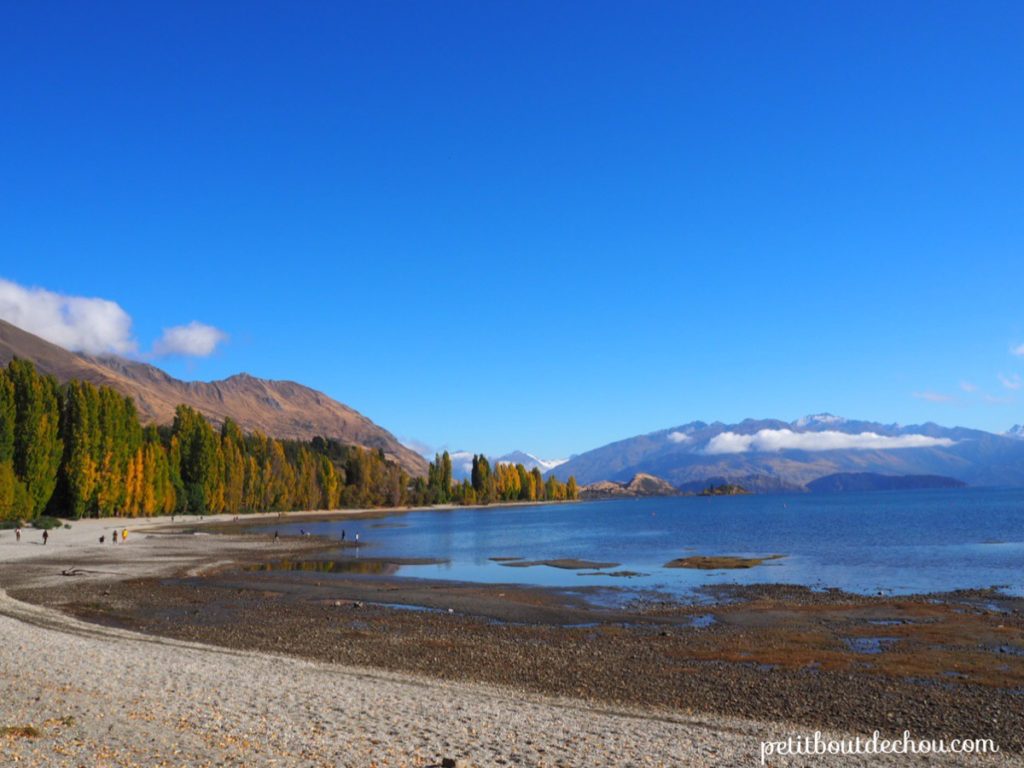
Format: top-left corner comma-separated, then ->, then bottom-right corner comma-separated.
2,1 -> 1023,458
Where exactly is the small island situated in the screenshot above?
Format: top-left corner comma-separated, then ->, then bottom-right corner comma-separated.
664,554 -> 785,569
580,472 -> 679,499
698,483 -> 750,496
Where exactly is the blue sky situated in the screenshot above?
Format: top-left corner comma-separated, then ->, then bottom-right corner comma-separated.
2,1 -> 1023,458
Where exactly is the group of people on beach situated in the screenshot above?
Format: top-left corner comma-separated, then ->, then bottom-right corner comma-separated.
98,528 -> 129,545
8,525 -> 130,545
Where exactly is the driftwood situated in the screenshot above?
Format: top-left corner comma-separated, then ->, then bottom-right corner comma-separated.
60,567 -> 107,577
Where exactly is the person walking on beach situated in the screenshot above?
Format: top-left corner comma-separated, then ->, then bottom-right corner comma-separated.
122,528 -> 128,542
99,535 -> 105,544
42,530 -> 48,545
341,529 -> 345,542
15,527 -> 20,543
113,530 -> 118,544
273,531 -> 279,542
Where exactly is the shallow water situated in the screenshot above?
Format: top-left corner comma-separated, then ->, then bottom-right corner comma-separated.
254,487 -> 1024,597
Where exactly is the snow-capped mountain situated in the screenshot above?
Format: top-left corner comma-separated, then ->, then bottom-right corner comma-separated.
548,416 -> 1024,489
494,450 -> 568,473
415,449 -> 568,481
445,451 -> 476,480
792,413 -> 848,428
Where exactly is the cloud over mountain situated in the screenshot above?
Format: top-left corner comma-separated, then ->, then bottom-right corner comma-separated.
0,277 -> 227,359
0,278 -> 136,356
153,321 -> 228,357
703,428 -> 955,455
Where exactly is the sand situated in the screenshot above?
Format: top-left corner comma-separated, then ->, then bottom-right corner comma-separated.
0,515 -> 1020,767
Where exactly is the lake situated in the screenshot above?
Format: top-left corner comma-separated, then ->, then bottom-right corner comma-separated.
255,487 -> 1024,597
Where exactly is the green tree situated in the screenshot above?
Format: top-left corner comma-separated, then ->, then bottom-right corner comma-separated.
0,460 -> 31,520
471,454 -> 490,495
8,359 -> 63,517
0,368 -> 14,463
441,451 -> 452,502
531,467 -> 545,501
60,380 -> 101,517
172,405 -> 221,514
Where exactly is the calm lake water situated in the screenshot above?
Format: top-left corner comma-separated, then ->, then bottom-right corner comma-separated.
256,487 -> 1024,597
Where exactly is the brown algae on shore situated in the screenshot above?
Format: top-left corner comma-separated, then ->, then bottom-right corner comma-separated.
2,725 -> 41,739
664,554 -> 786,569
498,558 -> 620,570
243,557 -> 448,575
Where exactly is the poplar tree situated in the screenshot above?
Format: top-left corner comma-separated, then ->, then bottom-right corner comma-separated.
8,359 -> 63,517
531,467 -> 545,501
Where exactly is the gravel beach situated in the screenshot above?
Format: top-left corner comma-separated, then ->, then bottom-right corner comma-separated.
0,515 -> 1021,767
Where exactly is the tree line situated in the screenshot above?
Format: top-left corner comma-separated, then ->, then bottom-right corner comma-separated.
0,359 -> 578,520
412,452 -> 578,505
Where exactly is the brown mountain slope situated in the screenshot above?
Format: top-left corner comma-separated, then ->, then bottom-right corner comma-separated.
0,319 -> 427,476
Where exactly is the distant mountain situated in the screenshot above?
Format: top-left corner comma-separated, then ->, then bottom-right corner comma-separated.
806,473 -> 967,493
548,413 -> 1024,489
495,451 -> 567,473
580,473 -> 678,499
444,451 -> 476,481
0,319 -> 428,476
1006,425 -> 1024,439
442,449 -> 567,481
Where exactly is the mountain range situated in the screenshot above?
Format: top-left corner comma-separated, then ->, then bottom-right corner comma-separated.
5,316 -> 1023,493
0,319 -> 428,476
547,413 -> 1024,490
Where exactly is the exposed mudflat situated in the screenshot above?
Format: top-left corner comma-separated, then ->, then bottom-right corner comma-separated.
1,513 -> 1022,766
18,561 -> 1024,755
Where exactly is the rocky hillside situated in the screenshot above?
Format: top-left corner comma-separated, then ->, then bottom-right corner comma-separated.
0,319 -> 427,476
580,472 -> 679,499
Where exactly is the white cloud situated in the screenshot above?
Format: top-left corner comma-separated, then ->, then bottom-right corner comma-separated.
400,437 -> 435,458
667,431 -> 691,443
152,321 -> 228,357
998,373 -> 1022,391
0,278 -> 136,356
1011,344 -> 1024,357
703,428 -> 955,455
913,391 -> 955,404
959,381 -> 978,393
446,450 -> 475,478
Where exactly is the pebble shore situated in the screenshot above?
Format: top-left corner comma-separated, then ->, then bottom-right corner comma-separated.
0,515 -> 1020,766
3,592 -> 1019,767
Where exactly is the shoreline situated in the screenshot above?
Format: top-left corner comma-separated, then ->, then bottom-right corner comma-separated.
1,512 -> 1022,765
